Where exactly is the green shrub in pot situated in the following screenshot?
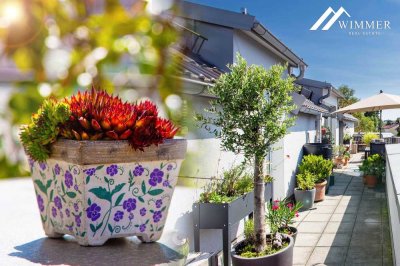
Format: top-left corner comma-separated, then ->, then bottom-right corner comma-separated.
294,171 -> 316,210
298,155 -> 333,183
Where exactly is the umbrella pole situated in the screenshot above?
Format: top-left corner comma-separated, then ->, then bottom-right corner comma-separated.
380,110 -> 382,138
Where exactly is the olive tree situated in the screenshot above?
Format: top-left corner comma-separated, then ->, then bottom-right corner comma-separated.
197,54 -> 297,252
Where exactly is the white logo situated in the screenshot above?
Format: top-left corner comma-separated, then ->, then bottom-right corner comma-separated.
310,7 -> 351,31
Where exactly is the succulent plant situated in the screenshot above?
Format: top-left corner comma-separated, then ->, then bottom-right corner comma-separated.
21,87 -> 178,161
20,99 -> 71,161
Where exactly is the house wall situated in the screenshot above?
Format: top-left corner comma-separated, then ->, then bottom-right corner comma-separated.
323,90 -> 340,145
272,113 -> 317,199
232,30 -> 285,68
344,121 -> 356,136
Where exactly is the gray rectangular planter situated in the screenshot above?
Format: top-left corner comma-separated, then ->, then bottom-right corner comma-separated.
192,183 -> 273,266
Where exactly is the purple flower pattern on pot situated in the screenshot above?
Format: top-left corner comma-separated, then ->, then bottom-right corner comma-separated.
29,159 -> 35,170
37,195 -> 44,212
149,168 -> 163,186
133,165 -> 144,176
39,162 -> 47,171
54,164 -> 61,175
65,170 -> 73,188
65,209 -> 70,217
140,208 -> 146,216
106,165 -> 118,176
167,164 -> 173,171
74,203 -> 79,212
139,224 -> 146,232
114,211 -> 124,222
129,213 -> 134,220
86,203 -> 101,221
162,180 -> 170,187
54,196 -> 62,209
74,184 -> 79,191
155,199 -> 162,209
52,207 -> 57,218
123,198 -> 136,212
75,214 -> 81,227
60,211 -> 64,219
153,211 -> 162,223
84,168 -> 96,176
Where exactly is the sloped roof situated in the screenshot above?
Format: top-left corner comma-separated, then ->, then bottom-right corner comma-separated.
175,50 -> 224,85
302,98 -> 329,113
295,78 -> 344,99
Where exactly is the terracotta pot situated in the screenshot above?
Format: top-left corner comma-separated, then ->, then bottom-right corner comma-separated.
231,234 -> 294,266
363,175 -> 367,184
365,175 -> 378,188
314,180 -> 327,202
29,139 -> 187,246
343,157 -> 349,166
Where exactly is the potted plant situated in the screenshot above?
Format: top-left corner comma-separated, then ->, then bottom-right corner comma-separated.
343,134 -> 352,145
20,88 -> 187,246
359,154 -> 385,188
333,145 -> 346,168
343,150 -> 351,166
298,155 -> 333,202
267,199 -> 302,242
363,132 -> 379,147
193,165 -> 273,262
294,172 -> 316,210
197,55 -> 297,266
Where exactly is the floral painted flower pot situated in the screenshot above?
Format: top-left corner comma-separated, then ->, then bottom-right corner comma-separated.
30,139 -> 186,246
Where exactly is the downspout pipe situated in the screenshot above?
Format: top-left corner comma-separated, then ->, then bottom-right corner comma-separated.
318,86 -> 332,104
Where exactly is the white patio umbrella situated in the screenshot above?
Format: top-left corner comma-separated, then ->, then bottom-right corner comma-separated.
334,91 -> 400,137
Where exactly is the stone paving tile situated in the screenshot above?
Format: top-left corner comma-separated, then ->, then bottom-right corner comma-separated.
294,210 -> 310,222
297,221 -> 328,234
303,213 -> 331,222
345,245 -> 383,265
294,233 -> 320,247
311,205 -> 337,214
316,233 -> 351,247
324,221 -> 354,233
334,205 -> 358,214
314,199 -> 340,206
356,212 -> 382,223
330,213 -> 357,222
293,247 -> 313,265
307,247 -> 347,265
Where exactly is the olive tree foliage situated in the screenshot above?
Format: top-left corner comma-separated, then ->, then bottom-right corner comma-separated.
197,54 -> 298,162
196,54 -> 298,252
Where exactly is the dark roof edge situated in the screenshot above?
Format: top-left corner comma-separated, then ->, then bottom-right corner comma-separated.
179,1 -> 307,67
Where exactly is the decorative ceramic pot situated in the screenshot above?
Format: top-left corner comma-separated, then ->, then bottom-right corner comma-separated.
30,139 -> 187,246
314,180 -> 327,202
294,188 -> 315,211
365,175 -> 378,188
231,235 -> 294,266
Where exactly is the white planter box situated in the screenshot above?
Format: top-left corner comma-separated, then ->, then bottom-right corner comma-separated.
30,139 -> 187,246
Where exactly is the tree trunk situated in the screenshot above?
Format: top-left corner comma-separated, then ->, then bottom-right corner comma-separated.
253,155 -> 266,253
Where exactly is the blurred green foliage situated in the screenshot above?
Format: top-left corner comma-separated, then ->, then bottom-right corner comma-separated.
0,0 -> 183,177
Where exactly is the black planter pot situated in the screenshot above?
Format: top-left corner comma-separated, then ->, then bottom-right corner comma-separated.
303,143 -> 333,160
329,175 -> 335,186
193,183 -> 273,266
231,235 -> 294,266
294,188 -> 316,210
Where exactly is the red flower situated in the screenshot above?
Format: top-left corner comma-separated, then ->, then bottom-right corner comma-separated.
295,211 -> 299,217
287,203 -> 293,209
272,205 -> 279,211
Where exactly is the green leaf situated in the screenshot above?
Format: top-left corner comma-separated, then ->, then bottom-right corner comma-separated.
89,187 -> 111,202
88,198 -> 92,205
49,189 -> 54,201
111,183 -> 125,196
90,224 -> 96,233
81,232 -> 86,237
46,180 -> 52,189
66,192 -> 76,198
96,222 -> 103,231
108,224 -> 113,233
61,182 -> 65,193
157,226 -> 164,232
96,165 -> 104,170
115,193 -> 125,206
104,176 -> 109,183
138,196 -> 144,203
148,189 -> 163,196
161,206 -> 166,212
86,175 -> 90,184
34,180 -> 47,194
141,181 -> 146,194
61,196 -> 66,203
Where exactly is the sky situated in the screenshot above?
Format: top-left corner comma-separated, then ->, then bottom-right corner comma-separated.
188,0 -> 400,120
